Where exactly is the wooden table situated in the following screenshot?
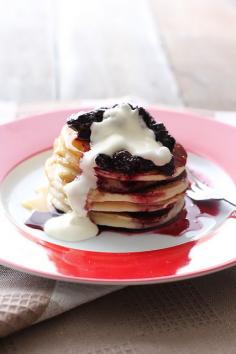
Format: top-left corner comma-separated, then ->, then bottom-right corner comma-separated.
0,0 -> 236,111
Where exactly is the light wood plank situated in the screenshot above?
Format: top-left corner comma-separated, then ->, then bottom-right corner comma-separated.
55,0 -> 182,105
149,0 -> 236,110
0,0 -> 56,103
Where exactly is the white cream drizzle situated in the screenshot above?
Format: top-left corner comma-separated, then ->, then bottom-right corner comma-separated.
44,103 -> 172,241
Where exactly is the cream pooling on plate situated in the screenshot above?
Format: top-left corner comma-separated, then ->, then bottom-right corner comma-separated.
44,103 -> 173,241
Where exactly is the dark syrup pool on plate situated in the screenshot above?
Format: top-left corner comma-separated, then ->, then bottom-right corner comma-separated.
152,197 -> 219,236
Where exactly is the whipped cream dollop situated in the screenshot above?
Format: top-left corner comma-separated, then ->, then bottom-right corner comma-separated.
45,103 -> 172,241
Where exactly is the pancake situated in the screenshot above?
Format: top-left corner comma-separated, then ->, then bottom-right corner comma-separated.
96,171 -> 187,193
45,126 -> 188,213
90,198 -> 185,229
44,105 -> 188,232
88,177 -> 188,204
90,192 -> 185,212
46,155 -> 188,213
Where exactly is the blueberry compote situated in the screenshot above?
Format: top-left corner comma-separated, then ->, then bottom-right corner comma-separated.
67,104 -> 179,176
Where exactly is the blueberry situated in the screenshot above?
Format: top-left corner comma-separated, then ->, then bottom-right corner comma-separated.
138,107 -> 176,151
138,107 -> 154,128
67,108 -> 105,140
113,151 -> 140,173
95,154 -> 113,170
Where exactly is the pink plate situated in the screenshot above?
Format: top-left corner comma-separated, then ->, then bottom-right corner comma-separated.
0,107 -> 236,285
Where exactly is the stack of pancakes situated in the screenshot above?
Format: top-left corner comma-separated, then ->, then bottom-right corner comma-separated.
45,125 -> 188,230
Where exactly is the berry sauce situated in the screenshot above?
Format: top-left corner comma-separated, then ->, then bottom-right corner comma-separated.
25,210 -> 61,231
154,197 -> 219,236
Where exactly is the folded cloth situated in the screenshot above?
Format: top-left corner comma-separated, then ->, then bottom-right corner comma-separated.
0,266 -> 122,337
0,100 -> 235,337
